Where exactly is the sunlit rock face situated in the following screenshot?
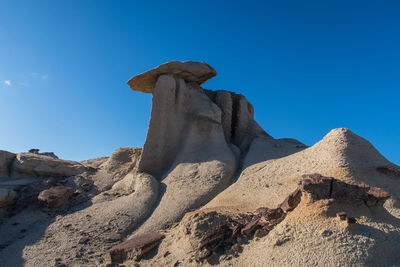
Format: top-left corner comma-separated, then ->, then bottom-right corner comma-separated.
127,61 -> 217,94
128,61 -> 270,179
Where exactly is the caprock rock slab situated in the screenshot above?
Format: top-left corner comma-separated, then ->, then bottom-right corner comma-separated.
127,61 -> 217,93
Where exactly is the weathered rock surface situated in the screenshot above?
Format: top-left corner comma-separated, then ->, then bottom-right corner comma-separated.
205,127 -> 394,211
0,150 -> 15,178
377,165 -> 400,177
127,61 -> 217,93
28,149 -> 58,159
133,74 -> 237,235
37,186 -> 75,208
204,89 -> 271,151
11,153 -> 86,178
300,173 -> 390,206
89,147 -> 142,191
104,232 -> 164,264
0,188 -> 17,208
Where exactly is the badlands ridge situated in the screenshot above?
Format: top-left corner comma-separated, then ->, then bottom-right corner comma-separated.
1,61 -> 400,266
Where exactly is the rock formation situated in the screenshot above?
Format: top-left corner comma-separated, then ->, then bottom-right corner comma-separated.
127,61 -> 217,94
0,61 -> 400,267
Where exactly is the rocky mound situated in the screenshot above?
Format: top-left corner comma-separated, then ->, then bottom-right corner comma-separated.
0,61 -> 399,267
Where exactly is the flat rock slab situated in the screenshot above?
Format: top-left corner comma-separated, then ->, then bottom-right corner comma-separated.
12,152 -> 86,178
105,232 -> 165,263
127,61 -> 217,93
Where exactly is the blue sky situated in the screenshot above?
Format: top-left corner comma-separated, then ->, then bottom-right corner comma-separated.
1,1 -> 399,164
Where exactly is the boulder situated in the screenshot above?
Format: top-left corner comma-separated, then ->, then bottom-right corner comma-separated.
0,150 -> 15,178
37,186 -> 75,208
127,61 -> 217,94
0,188 -> 17,208
11,153 -> 86,178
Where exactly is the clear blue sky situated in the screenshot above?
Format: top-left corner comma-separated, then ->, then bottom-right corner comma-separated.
1,1 -> 399,164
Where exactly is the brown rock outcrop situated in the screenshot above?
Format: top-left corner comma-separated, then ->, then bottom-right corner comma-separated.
104,232 -> 165,264
191,173 -> 391,262
193,207 -> 288,261
300,173 -> 390,206
37,186 -> 75,208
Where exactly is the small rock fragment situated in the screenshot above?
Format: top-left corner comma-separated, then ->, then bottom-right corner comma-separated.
198,222 -> 228,249
231,243 -> 241,252
104,232 -> 164,263
347,217 -> 357,224
279,189 -> 302,212
254,228 -> 269,238
78,237 -> 89,244
336,212 -> 347,220
241,218 -> 260,236
320,229 -> 333,237
195,248 -> 211,261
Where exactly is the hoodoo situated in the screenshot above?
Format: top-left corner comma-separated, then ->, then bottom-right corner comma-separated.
0,61 -> 399,267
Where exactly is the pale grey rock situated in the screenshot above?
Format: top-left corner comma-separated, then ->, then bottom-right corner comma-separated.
243,136 -> 307,168
38,152 -> 58,159
229,143 -> 241,160
134,74 -> 237,235
127,61 -> 217,93
0,150 -> 15,178
11,153 -> 86,178
214,90 -> 233,142
80,156 -> 108,169
205,90 -> 272,151
89,147 -> 142,192
0,188 -> 17,208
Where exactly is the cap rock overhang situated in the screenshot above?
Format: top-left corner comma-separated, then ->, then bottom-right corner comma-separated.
127,61 -> 217,94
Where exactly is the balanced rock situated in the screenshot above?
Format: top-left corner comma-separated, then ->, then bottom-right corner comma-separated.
127,61 -> 217,93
